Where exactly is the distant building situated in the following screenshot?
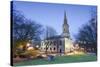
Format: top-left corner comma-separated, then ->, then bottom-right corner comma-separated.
40,12 -> 74,54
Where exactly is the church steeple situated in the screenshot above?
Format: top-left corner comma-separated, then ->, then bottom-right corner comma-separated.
64,11 -> 68,25
62,11 -> 70,38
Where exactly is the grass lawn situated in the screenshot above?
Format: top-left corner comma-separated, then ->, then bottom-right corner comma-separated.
14,54 -> 97,66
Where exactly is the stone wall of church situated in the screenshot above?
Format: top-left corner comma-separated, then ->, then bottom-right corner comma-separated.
64,38 -> 74,53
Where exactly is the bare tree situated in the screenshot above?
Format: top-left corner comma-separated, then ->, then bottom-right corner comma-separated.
45,26 -> 57,38
12,9 -> 43,58
75,11 -> 97,54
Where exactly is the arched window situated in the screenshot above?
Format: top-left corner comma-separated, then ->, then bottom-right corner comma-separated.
46,47 -> 48,50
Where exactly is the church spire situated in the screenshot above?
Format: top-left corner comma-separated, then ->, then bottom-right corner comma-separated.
62,11 -> 70,38
64,11 -> 68,25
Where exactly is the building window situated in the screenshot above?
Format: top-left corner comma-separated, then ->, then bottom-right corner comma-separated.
60,49 -> 62,53
54,47 -> 55,50
50,42 -> 51,45
51,41 -> 53,45
54,41 -> 56,45
46,47 -> 48,50
45,42 -> 46,45
60,40 -> 62,45
47,42 -> 49,45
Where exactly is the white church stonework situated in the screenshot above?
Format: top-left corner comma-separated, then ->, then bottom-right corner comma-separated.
40,12 -> 74,54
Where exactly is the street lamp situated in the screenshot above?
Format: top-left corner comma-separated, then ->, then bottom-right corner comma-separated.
27,43 -> 30,47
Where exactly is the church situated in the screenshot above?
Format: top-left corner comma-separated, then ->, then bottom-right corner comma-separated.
40,12 -> 74,54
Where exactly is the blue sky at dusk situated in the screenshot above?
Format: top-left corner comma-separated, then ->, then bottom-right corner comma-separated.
13,1 -> 97,40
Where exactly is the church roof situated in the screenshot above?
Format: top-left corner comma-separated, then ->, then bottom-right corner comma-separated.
45,35 -> 62,40
44,35 -> 69,40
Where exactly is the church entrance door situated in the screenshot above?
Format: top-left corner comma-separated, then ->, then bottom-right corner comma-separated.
60,49 -> 62,53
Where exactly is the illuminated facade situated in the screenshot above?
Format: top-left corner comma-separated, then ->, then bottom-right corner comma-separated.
40,12 -> 74,54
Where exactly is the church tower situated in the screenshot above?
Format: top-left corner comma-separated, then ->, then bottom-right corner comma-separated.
62,11 -> 70,38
